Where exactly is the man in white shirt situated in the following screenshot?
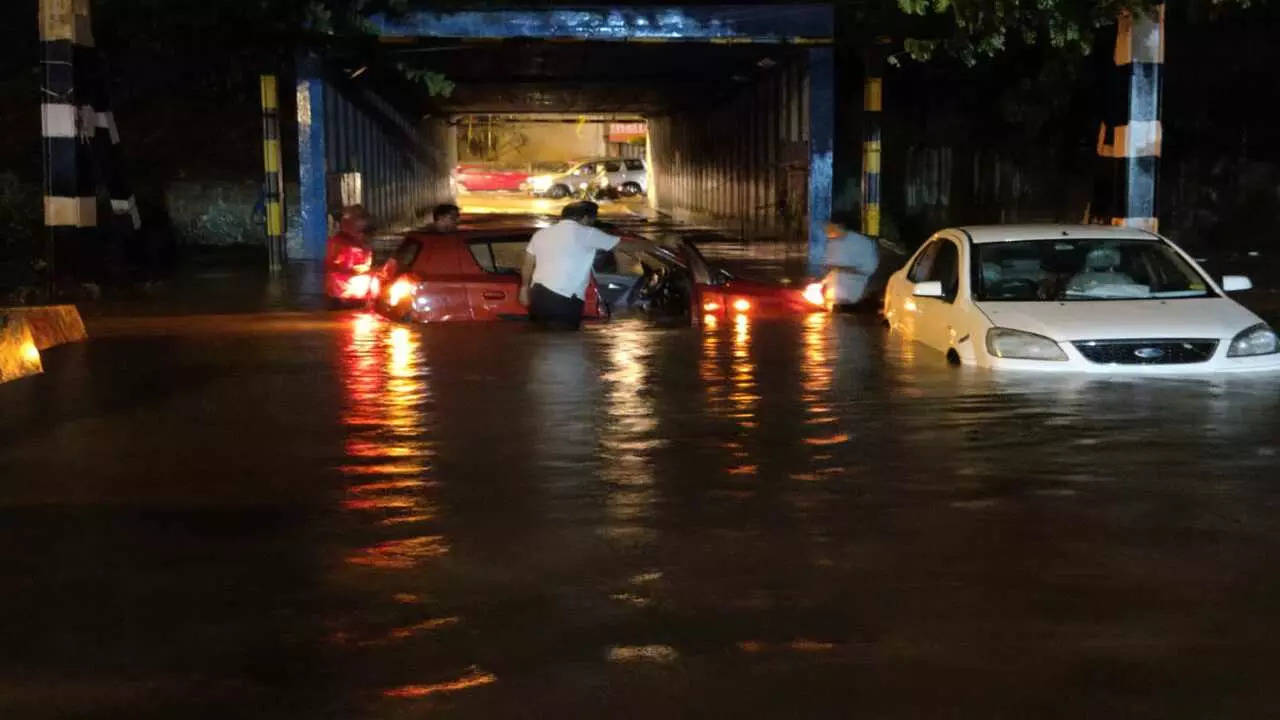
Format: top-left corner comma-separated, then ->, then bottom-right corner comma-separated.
519,201 -> 652,329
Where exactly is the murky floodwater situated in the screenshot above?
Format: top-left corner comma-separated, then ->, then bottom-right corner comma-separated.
4,309 -> 1280,718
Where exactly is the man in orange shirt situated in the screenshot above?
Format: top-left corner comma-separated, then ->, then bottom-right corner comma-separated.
325,205 -> 375,306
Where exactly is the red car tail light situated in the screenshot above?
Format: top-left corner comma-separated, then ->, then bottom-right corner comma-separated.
345,274 -> 373,299
387,277 -> 415,306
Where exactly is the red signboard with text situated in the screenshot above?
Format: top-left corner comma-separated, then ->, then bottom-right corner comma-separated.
607,122 -> 647,143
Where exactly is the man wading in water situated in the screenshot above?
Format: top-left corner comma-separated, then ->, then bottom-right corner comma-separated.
519,201 -> 655,329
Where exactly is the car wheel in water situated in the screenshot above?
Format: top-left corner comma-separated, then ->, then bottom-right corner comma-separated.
620,182 -> 642,197
548,185 -> 570,199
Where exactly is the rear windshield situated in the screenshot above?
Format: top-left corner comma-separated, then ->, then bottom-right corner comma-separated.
625,159 -> 644,171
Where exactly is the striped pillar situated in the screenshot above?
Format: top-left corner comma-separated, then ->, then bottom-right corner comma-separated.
91,81 -> 141,231
39,0 -> 97,283
1094,5 -> 1164,231
860,48 -> 883,237
260,75 -> 287,272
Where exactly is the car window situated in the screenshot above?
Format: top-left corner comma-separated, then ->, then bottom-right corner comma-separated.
593,250 -> 618,274
489,238 -> 529,274
467,242 -> 495,272
468,236 -> 528,274
927,240 -> 960,300
908,241 -> 940,283
393,238 -> 423,270
604,161 -> 622,172
625,159 -> 644,171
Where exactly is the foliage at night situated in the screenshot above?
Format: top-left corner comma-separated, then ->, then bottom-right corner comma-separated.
887,0 -> 1262,64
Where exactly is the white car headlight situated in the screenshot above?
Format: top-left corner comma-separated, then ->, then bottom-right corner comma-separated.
986,328 -> 1068,361
530,175 -> 553,191
1227,323 -> 1280,357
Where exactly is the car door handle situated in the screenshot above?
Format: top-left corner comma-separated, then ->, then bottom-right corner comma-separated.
482,291 -> 506,300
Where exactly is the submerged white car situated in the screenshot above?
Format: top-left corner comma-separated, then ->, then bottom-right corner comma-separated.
883,225 -> 1280,373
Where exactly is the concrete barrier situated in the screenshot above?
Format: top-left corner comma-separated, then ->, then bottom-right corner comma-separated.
4,305 -> 88,350
0,305 -> 86,384
0,313 -> 43,383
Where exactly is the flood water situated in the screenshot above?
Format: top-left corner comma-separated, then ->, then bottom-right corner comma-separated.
4,301 -> 1280,717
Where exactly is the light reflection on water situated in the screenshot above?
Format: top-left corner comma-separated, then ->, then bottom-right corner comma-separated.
600,322 -> 659,539
321,310 -> 1280,713
338,314 -> 442,536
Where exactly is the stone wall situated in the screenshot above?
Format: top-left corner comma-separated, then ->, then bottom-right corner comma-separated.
164,180 -> 304,254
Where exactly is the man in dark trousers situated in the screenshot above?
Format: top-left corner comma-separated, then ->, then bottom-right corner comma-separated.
518,201 -> 653,329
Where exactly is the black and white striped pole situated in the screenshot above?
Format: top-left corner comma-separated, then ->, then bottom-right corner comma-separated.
91,77 -> 141,232
1094,4 -> 1164,231
39,0 -> 97,289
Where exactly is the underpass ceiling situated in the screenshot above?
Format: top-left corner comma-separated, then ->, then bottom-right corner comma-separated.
340,39 -> 808,115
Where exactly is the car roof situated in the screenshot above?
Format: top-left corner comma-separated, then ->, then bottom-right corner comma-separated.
405,226 -> 539,241
955,224 -> 1161,244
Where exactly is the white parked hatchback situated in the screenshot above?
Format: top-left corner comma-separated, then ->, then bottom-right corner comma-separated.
883,225 -> 1280,373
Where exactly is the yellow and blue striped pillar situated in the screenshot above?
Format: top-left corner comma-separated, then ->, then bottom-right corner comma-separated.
260,75 -> 286,272
39,0 -> 97,286
860,48 -> 883,238
1094,5 -> 1164,231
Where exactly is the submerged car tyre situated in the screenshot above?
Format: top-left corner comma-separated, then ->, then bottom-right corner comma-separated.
620,182 -> 643,197
547,184 -> 570,199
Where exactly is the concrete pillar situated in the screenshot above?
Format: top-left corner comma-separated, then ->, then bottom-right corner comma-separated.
1094,5 -> 1164,231
296,52 -> 328,260
807,47 -> 834,275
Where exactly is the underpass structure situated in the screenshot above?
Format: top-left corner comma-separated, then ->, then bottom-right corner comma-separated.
292,4 -> 835,271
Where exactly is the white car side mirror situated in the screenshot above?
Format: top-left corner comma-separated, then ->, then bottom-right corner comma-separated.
912,280 -> 945,298
1222,275 -> 1253,292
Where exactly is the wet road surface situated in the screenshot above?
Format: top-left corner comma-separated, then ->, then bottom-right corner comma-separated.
5,244 -> 1280,717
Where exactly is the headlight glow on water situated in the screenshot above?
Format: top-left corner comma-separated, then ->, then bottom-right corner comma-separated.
986,328 -> 1068,361
1228,323 -> 1280,357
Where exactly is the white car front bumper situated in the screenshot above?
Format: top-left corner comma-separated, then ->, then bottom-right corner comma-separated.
981,343 -> 1280,375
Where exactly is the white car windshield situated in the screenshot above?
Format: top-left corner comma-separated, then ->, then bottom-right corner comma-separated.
972,238 -> 1215,302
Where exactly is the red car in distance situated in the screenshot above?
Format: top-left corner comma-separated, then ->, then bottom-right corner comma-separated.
452,164 -> 530,192
372,226 -> 825,325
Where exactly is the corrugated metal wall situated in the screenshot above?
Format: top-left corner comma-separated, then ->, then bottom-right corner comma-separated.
322,82 -> 453,228
649,58 -> 809,240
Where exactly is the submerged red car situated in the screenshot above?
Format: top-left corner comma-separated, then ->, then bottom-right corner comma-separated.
452,164 -> 530,192
372,226 -> 825,325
